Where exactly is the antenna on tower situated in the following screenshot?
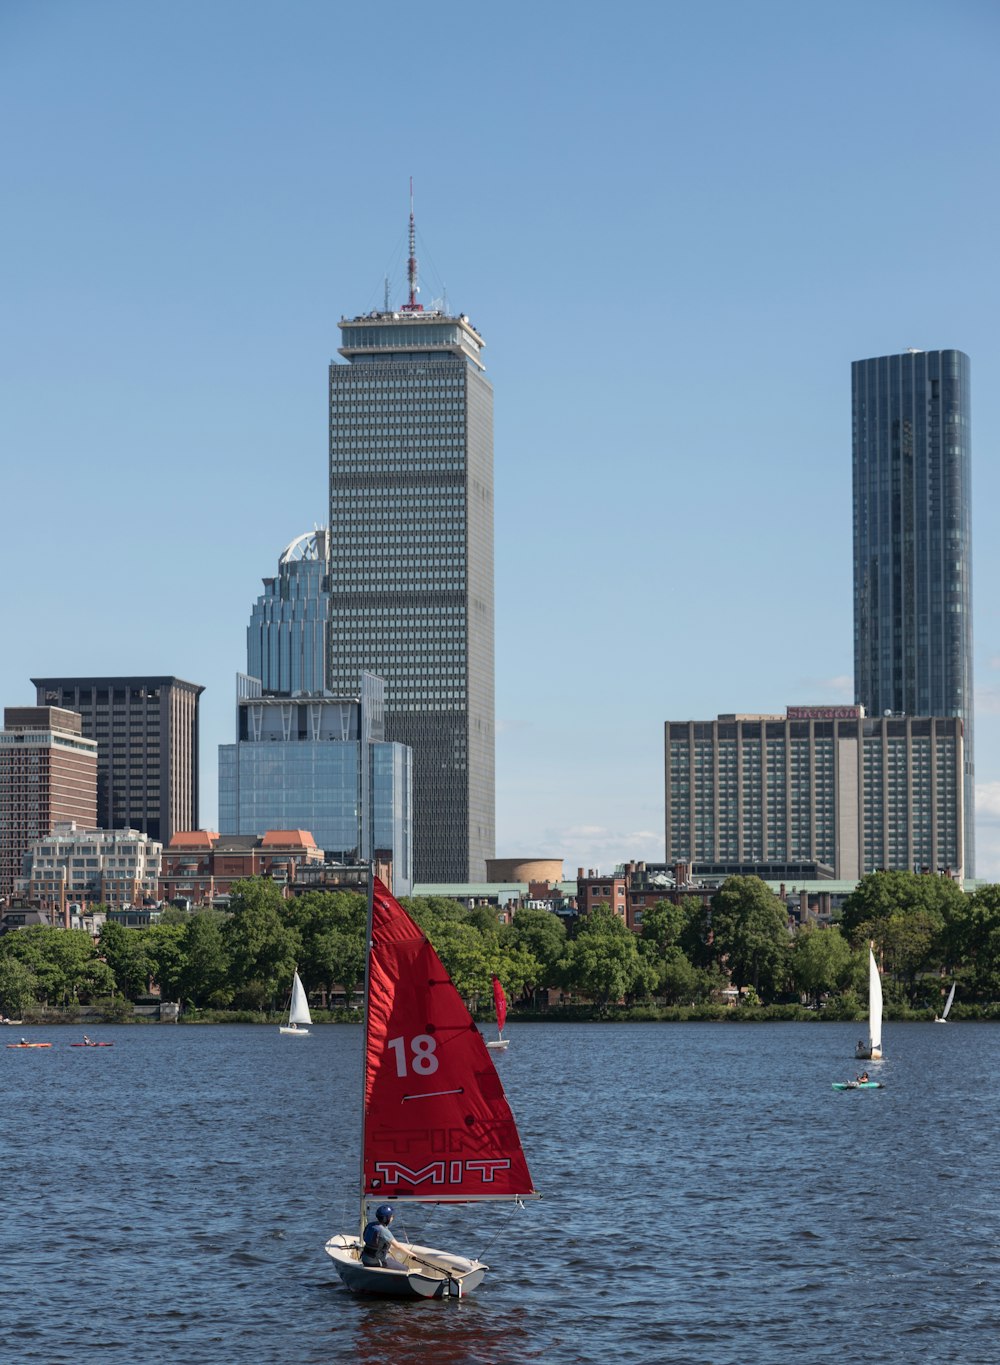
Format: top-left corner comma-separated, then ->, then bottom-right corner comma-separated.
384,275 -> 391,312
401,177 -> 423,313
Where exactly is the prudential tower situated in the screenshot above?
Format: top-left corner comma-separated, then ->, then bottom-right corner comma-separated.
327,191 -> 494,882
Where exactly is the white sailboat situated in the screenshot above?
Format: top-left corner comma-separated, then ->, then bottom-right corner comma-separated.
324,874 -> 538,1298
855,945 -> 883,1060
934,981 -> 956,1023
279,971 -> 312,1036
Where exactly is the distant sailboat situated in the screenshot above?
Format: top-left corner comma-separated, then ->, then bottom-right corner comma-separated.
934,982 -> 956,1023
855,945 -> 883,1060
486,975 -> 510,1051
279,971 -> 312,1036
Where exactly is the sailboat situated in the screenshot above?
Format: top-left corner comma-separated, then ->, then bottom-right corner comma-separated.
325,875 -> 538,1298
934,981 -> 956,1023
279,971 -> 312,1036
854,944 -> 883,1060
486,974 -> 510,1051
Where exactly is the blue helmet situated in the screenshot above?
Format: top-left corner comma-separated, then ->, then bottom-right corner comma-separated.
375,1204 -> 394,1225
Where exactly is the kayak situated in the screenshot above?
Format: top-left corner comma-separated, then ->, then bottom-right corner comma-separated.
833,1080 -> 884,1090
70,1042 -> 114,1048
6,1042 -> 52,1049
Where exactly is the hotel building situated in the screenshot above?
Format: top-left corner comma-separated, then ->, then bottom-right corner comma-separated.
665,705 -> 963,880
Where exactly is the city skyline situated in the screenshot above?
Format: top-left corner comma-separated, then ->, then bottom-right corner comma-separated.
3,2 -> 999,879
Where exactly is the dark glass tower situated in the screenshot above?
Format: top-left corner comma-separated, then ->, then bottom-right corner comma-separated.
852,349 -> 974,874
327,273 -> 494,882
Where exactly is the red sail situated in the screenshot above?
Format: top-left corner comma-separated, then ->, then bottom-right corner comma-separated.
363,877 -> 536,1203
492,975 -> 507,1033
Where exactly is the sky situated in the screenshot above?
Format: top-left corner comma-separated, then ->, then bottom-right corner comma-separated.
2,0 -> 999,881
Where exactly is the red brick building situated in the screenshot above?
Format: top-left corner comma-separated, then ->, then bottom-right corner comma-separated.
159,830 -> 324,906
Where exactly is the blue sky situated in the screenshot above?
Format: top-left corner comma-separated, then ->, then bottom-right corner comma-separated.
3,0 -> 999,879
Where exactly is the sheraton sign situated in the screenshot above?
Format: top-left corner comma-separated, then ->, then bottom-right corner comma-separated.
786,706 -> 863,720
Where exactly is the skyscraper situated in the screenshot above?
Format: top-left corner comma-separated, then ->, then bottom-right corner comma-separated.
247,529 -> 332,695
327,201 -> 494,882
32,676 -> 203,845
851,349 -> 974,873
0,706 -> 97,899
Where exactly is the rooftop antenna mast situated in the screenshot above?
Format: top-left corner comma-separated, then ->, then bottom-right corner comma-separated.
401,177 -> 423,313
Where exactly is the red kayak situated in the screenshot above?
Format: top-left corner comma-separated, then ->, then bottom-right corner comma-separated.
6,1042 -> 52,1049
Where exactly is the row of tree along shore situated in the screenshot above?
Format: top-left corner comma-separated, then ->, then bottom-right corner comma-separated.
1,870 -> 998,1023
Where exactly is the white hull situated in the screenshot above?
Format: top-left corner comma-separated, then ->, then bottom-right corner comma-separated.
279,1025 -> 310,1036
486,1037 -> 509,1051
855,1045 -> 883,1060
324,1234 -> 487,1299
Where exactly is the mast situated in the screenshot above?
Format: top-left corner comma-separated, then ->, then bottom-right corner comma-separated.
400,177 -> 423,313
359,862 -> 375,1237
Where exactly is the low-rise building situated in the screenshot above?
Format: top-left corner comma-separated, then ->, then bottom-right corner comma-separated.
159,829 -> 324,907
16,821 -> 161,925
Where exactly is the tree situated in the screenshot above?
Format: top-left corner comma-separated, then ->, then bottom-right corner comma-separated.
709,878 -> 789,999
177,912 -> 231,1006
98,921 -> 151,998
560,906 -> 647,1008
638,900 -> 686,954
839,870 -> 963,955
882,909 -> 941,1003
0,927 -> 111,1005
144,923 -> 188,1001
503,908 -> 566,995
0,956 -> 38,1016
790,925 -> 853,1006
223,879 -> 300,1008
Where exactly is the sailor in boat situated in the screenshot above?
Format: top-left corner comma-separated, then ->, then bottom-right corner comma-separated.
360,1205 -> 403,1269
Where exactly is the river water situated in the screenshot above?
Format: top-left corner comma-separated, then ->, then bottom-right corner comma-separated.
1,1020 -> 997,1364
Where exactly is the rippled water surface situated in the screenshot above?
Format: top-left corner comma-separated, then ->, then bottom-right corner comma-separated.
2,1020 -> 999,1364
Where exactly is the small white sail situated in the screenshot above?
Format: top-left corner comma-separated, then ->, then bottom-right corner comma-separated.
289,971 -> 312,1026
868,947 -> 883,1054
940,982 -> 956,1022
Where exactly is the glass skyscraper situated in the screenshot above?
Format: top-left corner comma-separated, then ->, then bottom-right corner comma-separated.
852,349 -> 974,874
327,304 -> 495,882
218,674 -> 413,894
247,529 -> 332,695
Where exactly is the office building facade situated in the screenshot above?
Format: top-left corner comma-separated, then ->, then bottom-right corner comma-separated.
248,529 -> 332,694
665,705 -> 964,880
327,302 -> 495,882
32,676 -> 204,846
218,673 -> 413,894
0,707 -> 98,899
852,349 -> 974,871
